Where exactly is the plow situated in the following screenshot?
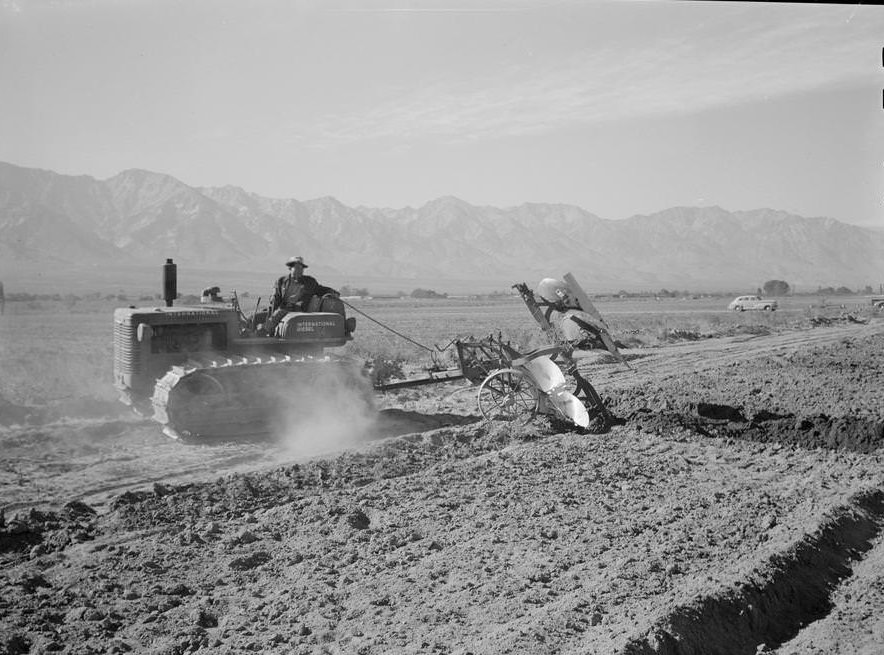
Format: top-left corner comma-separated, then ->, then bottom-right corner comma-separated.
114,261 -> 626,439
373,274 -> 627,432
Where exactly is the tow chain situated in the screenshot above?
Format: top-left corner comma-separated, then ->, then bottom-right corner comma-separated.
339,298 -> 455,366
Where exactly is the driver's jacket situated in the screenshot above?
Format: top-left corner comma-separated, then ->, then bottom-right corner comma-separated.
271,274 -> 335,311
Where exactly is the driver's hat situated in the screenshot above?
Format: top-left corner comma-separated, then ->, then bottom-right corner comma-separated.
286,256 -> 308,268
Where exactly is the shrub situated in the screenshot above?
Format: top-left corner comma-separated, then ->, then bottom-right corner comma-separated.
762,280 -> 791,296
364,356 -> 407,386
411,288 -> 448,299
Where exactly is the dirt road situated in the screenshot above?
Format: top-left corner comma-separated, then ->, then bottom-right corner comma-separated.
588,321 -> 884,386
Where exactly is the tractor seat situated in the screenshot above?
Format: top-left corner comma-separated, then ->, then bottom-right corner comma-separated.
306,293 -> 346,316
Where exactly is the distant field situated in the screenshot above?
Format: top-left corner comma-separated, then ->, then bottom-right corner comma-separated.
0,263 -> 517,297
0,293 -> 878,407
5,261 -> 878,299
0,301 -> 117,406
342,293 -> 878,361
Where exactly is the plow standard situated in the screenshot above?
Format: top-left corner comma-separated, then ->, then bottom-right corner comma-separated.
113,261 -> 625,439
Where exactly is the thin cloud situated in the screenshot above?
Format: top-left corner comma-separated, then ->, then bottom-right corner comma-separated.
328,0 -> 572,12
1,0 -> 146,13
2,0 -> 95,9
296,8 -> 882,148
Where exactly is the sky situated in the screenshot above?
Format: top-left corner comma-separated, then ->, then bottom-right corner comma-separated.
1,0 -> 883,227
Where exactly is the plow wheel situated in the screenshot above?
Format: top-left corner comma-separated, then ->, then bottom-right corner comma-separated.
478,368 -> 538,424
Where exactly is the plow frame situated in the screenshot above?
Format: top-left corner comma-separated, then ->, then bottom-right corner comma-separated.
461,335 -> 612,431
401,334 -> 611,432
375,272 -> 620,432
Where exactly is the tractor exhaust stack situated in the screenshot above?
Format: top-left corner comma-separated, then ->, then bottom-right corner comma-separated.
163,258 -> 177,307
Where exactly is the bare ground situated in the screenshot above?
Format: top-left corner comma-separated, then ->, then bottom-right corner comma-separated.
2,320 -> 884,654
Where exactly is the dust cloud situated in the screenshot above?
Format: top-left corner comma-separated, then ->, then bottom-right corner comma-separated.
271,360 -> 378,459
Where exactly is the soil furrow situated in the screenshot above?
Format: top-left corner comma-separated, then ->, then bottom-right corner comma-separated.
619,489 -> 884,655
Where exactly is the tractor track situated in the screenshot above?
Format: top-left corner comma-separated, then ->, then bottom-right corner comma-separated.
0,409 -> 479,513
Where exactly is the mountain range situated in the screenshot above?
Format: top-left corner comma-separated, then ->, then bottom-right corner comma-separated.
1,161 -> 881,292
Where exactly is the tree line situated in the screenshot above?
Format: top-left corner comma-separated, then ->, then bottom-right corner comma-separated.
4,280 -> 881,304
616,280 -> 880,299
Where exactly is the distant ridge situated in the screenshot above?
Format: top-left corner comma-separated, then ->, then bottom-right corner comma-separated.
0,161 -> 881,291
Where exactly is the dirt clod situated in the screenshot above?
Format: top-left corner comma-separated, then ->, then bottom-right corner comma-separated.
347,509 -> 371,529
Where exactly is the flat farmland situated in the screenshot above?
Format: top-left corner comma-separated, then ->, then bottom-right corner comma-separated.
0,292 -> 853,407
2,294 -> 884,654
0,293 -> 823,405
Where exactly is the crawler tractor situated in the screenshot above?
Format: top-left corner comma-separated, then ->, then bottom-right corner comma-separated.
116,260 -> 621,440
113,259 -> 367,439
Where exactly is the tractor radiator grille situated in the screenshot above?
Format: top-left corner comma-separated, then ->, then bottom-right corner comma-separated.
114,318 -> 140,375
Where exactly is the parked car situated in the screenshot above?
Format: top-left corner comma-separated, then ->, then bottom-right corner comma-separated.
728,295 -> 777,311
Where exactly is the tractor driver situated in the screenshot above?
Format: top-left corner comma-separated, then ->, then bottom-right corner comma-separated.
262,256 -> 338,336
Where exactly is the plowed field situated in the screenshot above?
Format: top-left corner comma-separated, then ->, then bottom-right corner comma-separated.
2,318 -> 884,655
